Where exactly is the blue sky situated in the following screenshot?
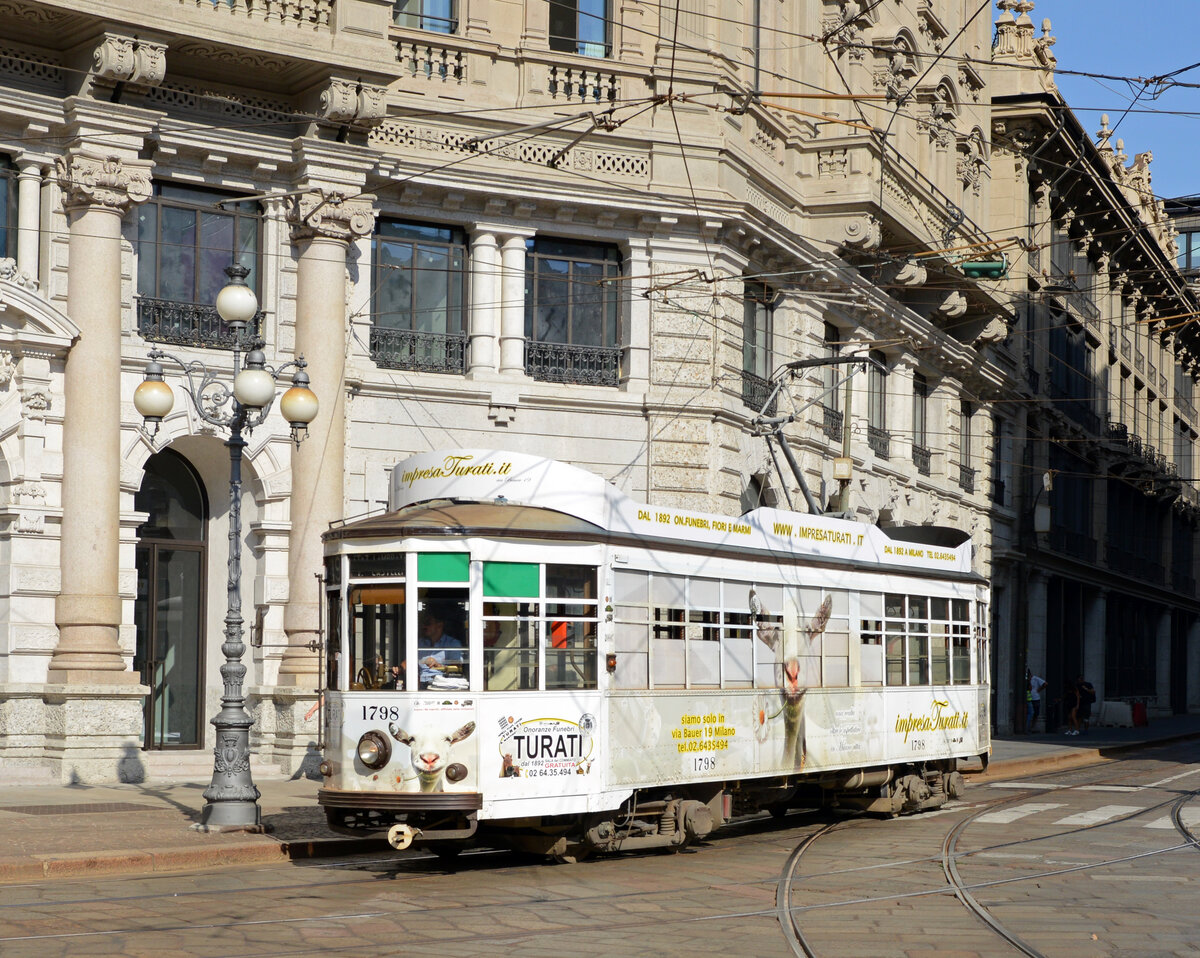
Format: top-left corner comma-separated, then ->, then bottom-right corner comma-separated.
1043,1 -> 1200,200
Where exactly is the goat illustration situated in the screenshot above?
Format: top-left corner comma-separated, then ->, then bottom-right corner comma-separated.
388,720 -> 476,792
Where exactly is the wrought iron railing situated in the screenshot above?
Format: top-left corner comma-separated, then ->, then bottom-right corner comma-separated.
867,424 -> 890,459
138,297 -> 263,350
370,327 -> 467,374
741,369 -> 777,416
525,341 -> 620,386
958,463 -> 976,493
912,443 -> 931,476
1106,419 -> 1129,443
1049,527 -> 1098,563
822,405 -> 843,441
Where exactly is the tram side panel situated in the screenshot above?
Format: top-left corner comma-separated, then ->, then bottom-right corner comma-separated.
607,686 -> 985,788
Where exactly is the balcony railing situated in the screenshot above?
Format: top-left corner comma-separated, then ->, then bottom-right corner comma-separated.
1049,527 -> 1098,563
990,476 -> 1006,505
526,341 -> 620,386
741,369 -> 777,416
822,405 -> 843,441
138,297 -> 262,350
912,443 -> 931,476
958,463 -> 976,493
370,327 -> 467,374
867,424 -> 890,459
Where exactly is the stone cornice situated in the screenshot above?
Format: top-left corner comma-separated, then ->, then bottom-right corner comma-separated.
55,151 -> 152,213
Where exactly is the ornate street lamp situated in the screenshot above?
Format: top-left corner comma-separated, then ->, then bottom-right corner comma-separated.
134,264 -> 318,830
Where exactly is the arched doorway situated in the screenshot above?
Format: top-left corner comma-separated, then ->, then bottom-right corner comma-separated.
134,451 -> 209,749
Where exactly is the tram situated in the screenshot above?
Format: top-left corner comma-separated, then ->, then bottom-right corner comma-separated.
316,449 -> 990,858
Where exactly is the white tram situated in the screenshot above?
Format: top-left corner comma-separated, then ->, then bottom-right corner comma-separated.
317,449 -> 991,857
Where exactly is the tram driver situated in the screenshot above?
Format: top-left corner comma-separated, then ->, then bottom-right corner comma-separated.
417,605 -> 465,689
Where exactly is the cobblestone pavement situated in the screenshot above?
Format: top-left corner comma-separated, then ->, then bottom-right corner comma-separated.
0,717 -> 1198,957
1,739 -> 1198,957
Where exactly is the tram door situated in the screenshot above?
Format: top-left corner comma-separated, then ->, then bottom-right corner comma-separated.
134,452 -> 208,749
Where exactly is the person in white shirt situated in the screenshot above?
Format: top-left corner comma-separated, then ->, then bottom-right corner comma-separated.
1026,670 -> 1047,733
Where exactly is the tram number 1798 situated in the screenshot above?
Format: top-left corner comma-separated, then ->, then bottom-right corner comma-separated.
693,756 -> 717,773
910,739 -> 926,751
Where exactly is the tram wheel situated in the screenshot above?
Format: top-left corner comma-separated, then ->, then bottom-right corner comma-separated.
768,804 -> 790,820
431,844 -> 463,861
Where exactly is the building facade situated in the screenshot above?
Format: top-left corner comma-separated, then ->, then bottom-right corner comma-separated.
0,0 -> 1194,782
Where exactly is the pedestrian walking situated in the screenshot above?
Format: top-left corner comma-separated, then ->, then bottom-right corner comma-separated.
1061,681 -> 1080,734
1026,669 -> 1047,733
1075,675 -> 1096,734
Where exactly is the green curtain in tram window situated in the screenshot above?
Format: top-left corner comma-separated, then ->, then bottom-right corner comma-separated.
417,552 -> 469,582
482,561 -> 539,597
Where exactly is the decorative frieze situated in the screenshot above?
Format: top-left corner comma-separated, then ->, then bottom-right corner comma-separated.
0,259 -> 37,291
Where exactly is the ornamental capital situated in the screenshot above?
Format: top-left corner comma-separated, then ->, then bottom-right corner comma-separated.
287,190 -> 376,244
56,151 -> 152,213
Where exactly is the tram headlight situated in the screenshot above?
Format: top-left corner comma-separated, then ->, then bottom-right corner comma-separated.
356,730 -> 392,770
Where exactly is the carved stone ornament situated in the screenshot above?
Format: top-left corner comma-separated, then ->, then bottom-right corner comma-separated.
21,388 -> 50,420
0,350 -> 15,386
287,190 -> 377,243
938,290 -> 968,319
843,215 -> 881,250
0,258 -> 38,291
818,149 -> 848,178
92,33 -> 167,87
317,78 -> 388,129
973,316 -> 1010,346
56,152 -> 152,213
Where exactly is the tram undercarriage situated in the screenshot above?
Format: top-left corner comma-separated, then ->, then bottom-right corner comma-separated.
319,761 -> 967,859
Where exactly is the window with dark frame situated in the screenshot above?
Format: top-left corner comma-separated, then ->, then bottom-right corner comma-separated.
370,219 -> 468,374
742,278 -> 775,414
912,373 -> 930,475
524,236 -> 621,386
867,349 -> 889,458
136,183 -> 262,349
0,157 -> 16,261
548,0 -> 612,57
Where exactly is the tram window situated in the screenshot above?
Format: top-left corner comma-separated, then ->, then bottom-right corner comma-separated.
613,571 -> 649,689
798,629 -> 821,688
931,621 -> 951,684
483,601 -> 538,691
545,564 -> 598,690
885,621 -> 905,685
907,629 -> 930,685
652,607 -> 686,686
326,590 -> 341,690
951,623 -> 971,683
860,618 -> 884,685
723,609 -> 753,687
416,594 -> 468,690
349,585 -> 405,690
824,630 -> 849,686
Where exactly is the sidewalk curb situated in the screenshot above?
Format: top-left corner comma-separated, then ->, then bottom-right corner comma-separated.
967,730 -> 1200,783
0,836 -> 392,885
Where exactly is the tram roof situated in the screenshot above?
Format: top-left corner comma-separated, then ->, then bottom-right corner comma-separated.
325,449 -> 980,581
325,500 -> 605,543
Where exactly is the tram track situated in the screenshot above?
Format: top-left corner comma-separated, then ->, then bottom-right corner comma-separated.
4,755 -> 1198,958
775,753 -> 1200,958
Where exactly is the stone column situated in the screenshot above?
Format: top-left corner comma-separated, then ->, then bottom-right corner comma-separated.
1155,607 -> 1171,714
15,158 -> 43,280
620,237 -> 651,389
467,227 -> 500,375
1083,588 -> 1107,701
498,230 -> 533,376
279,190 -> 376,684
50,148 -> 152,683
889,355 -> 918,470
